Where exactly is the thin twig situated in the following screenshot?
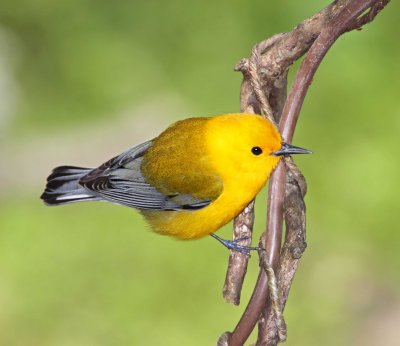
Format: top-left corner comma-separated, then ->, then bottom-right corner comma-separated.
248,48 -> 275,124
257,159 -> 307,345
258,245 -> 287,343
223,34 -> 286,305
223,201 -> 255,305
345,0 -> 390,32
279,0 -> 383,144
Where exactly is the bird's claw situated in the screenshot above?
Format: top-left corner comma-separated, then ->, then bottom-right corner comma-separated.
210,233 -> 260,255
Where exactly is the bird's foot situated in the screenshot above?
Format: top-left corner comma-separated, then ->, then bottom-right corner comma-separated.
210,233 -> 259,255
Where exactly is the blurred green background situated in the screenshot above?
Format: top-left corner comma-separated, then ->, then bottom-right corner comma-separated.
0,1 -> 399,345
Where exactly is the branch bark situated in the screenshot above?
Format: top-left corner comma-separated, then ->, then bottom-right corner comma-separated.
223,36 -> 288,306
256,159 -> 307,345
219,0 -> 390,345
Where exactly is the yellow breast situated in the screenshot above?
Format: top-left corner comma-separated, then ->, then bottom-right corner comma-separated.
142,176 -> 264,239
142,153 -> 276,239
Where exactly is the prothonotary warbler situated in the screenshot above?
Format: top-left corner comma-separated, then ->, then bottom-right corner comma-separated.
41,113 -> 311,251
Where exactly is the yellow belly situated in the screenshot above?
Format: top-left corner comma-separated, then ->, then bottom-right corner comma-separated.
141,181 -> 262,240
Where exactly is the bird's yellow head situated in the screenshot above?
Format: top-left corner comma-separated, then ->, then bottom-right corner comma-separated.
205,114 -> 283,193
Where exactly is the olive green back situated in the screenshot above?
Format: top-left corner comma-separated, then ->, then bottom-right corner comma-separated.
141,118 -> 223,201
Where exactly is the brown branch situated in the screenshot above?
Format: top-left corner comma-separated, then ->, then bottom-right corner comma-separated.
222,1 -> 390,345
258,242 -> 288,343
258,0 -> 390,344
249,46 -> 277,124
223,201 -> 255,305
222,34 -> 287,306
223,35 -> 286,305
279,0 -> 388,144
345,0 -> 390,32
257,159 -> 307,345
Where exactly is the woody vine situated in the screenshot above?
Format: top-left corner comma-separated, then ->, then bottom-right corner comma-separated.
217,1 -> 390,345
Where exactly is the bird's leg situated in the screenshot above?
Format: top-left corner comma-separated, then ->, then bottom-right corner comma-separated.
210,233 -> 260,255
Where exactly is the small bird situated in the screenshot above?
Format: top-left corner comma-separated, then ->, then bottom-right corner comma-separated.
41,113 -> 310,250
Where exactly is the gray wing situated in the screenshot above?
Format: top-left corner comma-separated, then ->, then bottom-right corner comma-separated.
79,140 -> 211,211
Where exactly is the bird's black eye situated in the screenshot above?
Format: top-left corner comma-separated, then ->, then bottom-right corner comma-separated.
251,146 -> 263,155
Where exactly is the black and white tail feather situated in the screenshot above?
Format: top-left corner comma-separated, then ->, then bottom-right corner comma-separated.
40,140 -> 210,211
41,166 -> 100,205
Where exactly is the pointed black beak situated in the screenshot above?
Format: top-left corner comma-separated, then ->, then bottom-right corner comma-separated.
271,142 -> 312,156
